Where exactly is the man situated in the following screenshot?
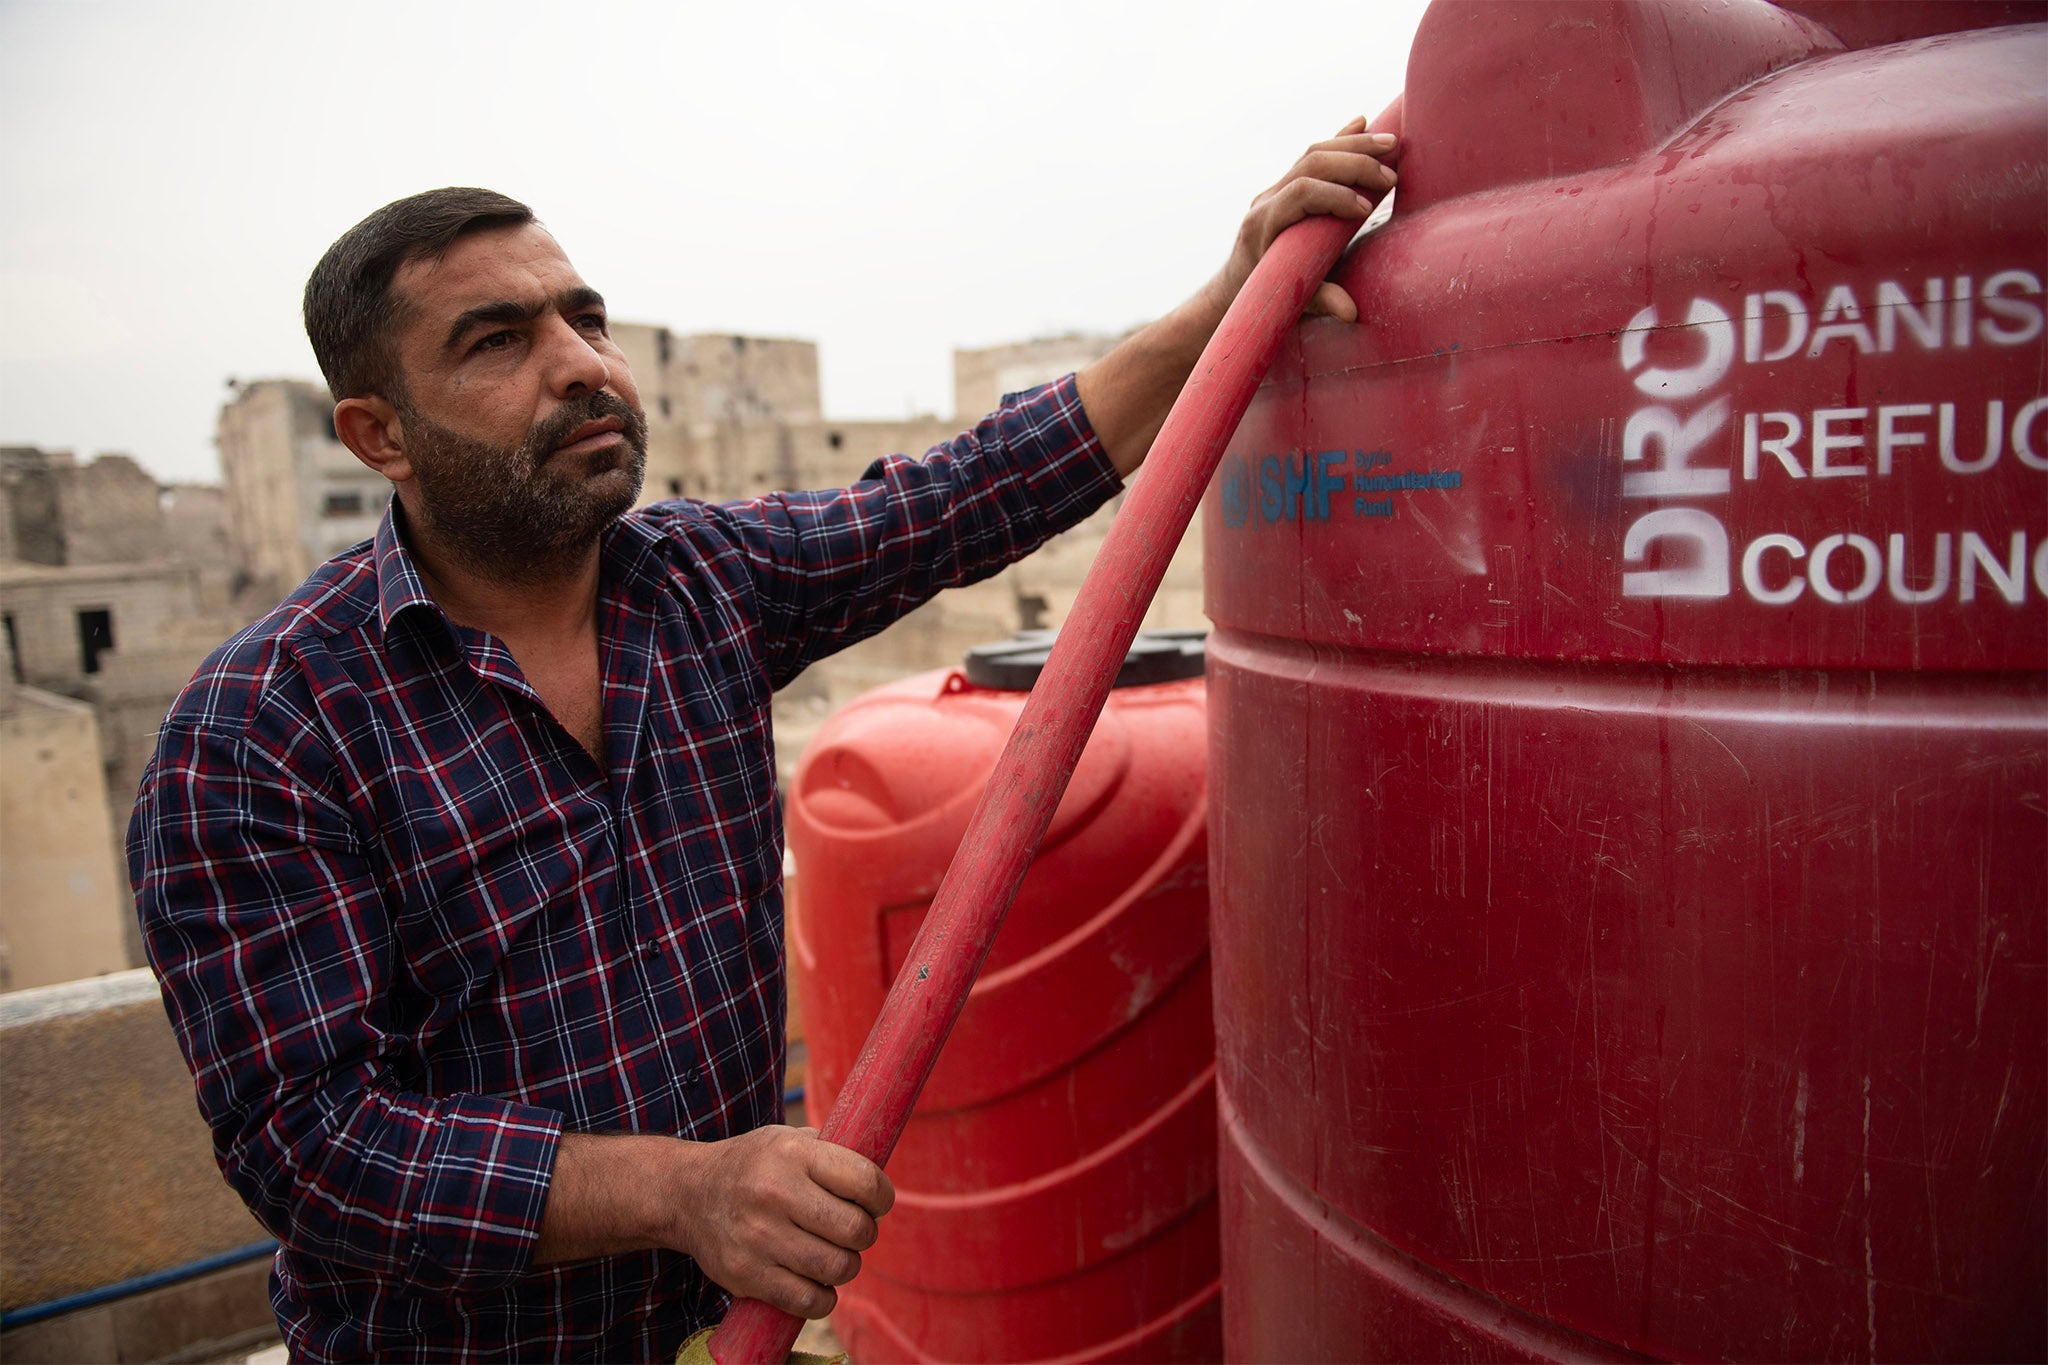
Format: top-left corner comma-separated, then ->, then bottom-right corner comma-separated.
130,120 -> 1399,1360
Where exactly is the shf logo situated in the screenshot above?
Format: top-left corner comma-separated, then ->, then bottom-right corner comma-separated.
1219,455 -> 1252,528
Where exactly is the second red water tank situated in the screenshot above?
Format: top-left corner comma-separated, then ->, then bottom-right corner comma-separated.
789,632 -> 1218,1362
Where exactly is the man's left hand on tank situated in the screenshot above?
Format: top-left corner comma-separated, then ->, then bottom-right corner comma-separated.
1209,114 -> 1402,324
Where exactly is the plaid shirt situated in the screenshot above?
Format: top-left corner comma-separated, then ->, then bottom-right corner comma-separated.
130,377 -> 1115,1362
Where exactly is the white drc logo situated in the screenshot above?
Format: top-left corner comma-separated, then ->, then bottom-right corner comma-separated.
1619,298 -> 1738,599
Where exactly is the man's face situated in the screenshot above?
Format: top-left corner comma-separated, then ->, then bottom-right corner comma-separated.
384,222 -> 648,575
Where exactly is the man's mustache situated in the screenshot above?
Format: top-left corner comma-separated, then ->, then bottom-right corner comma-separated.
524,392 -> 647,463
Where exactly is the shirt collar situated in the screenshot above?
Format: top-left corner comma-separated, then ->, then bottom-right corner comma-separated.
371,496 -> 673,640
372,499 -> 441,638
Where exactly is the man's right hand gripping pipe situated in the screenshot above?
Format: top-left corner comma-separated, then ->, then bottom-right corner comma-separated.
533,1125 -> 895,1321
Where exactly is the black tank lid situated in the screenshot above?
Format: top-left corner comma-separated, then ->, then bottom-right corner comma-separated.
961,628 -> 1207,691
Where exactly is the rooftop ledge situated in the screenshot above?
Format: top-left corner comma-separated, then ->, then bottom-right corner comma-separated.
1,969 -> 275,1362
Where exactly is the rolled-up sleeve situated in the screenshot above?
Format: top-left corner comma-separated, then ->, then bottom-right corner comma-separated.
706,374 -> 1121,689
131,716 -> 562,1293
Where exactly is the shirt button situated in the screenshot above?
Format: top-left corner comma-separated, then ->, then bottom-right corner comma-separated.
637,940 -> 658,959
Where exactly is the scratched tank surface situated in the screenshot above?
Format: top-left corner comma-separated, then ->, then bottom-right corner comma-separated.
1206,1 -> 2046,1360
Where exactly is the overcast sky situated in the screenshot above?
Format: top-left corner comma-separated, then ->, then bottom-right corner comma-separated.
0,0 -> 1426,484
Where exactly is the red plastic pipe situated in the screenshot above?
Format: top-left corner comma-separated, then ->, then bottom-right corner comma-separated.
708,119 -> 1395,1365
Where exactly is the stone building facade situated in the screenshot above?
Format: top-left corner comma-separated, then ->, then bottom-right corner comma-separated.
2,450 -> 171,568
0,673 -> 131,993
613,324 -> 824,503
0,448 -> 252,984
216,379 -> 390,599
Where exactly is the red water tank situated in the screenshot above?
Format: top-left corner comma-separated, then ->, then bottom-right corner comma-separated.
789,633 -> 1218,1362
1207,2 -> 2045,1360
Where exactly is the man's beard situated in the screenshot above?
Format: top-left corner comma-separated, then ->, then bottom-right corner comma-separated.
398,391 -> 648,583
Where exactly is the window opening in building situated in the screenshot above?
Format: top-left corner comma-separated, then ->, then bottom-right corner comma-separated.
667,479 -> 683,498
3,612 -> 22,685
323,411 -> 339,442
322,490 -> 365,518
76,607 -> 114,676
660,396 -> 672,419
828,431 -> 844,450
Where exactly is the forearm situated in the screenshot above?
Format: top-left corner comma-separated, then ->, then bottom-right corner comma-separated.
1074,276 -> 1234,478
533,1132 -> 694,1265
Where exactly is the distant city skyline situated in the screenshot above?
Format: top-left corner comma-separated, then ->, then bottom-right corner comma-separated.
0,0 -> 1425,485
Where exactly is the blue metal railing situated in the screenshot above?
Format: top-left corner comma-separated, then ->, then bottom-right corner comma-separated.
0,1239 -> 278,1331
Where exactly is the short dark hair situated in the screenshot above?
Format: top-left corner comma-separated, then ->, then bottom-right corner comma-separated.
302,187 -> 535,401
